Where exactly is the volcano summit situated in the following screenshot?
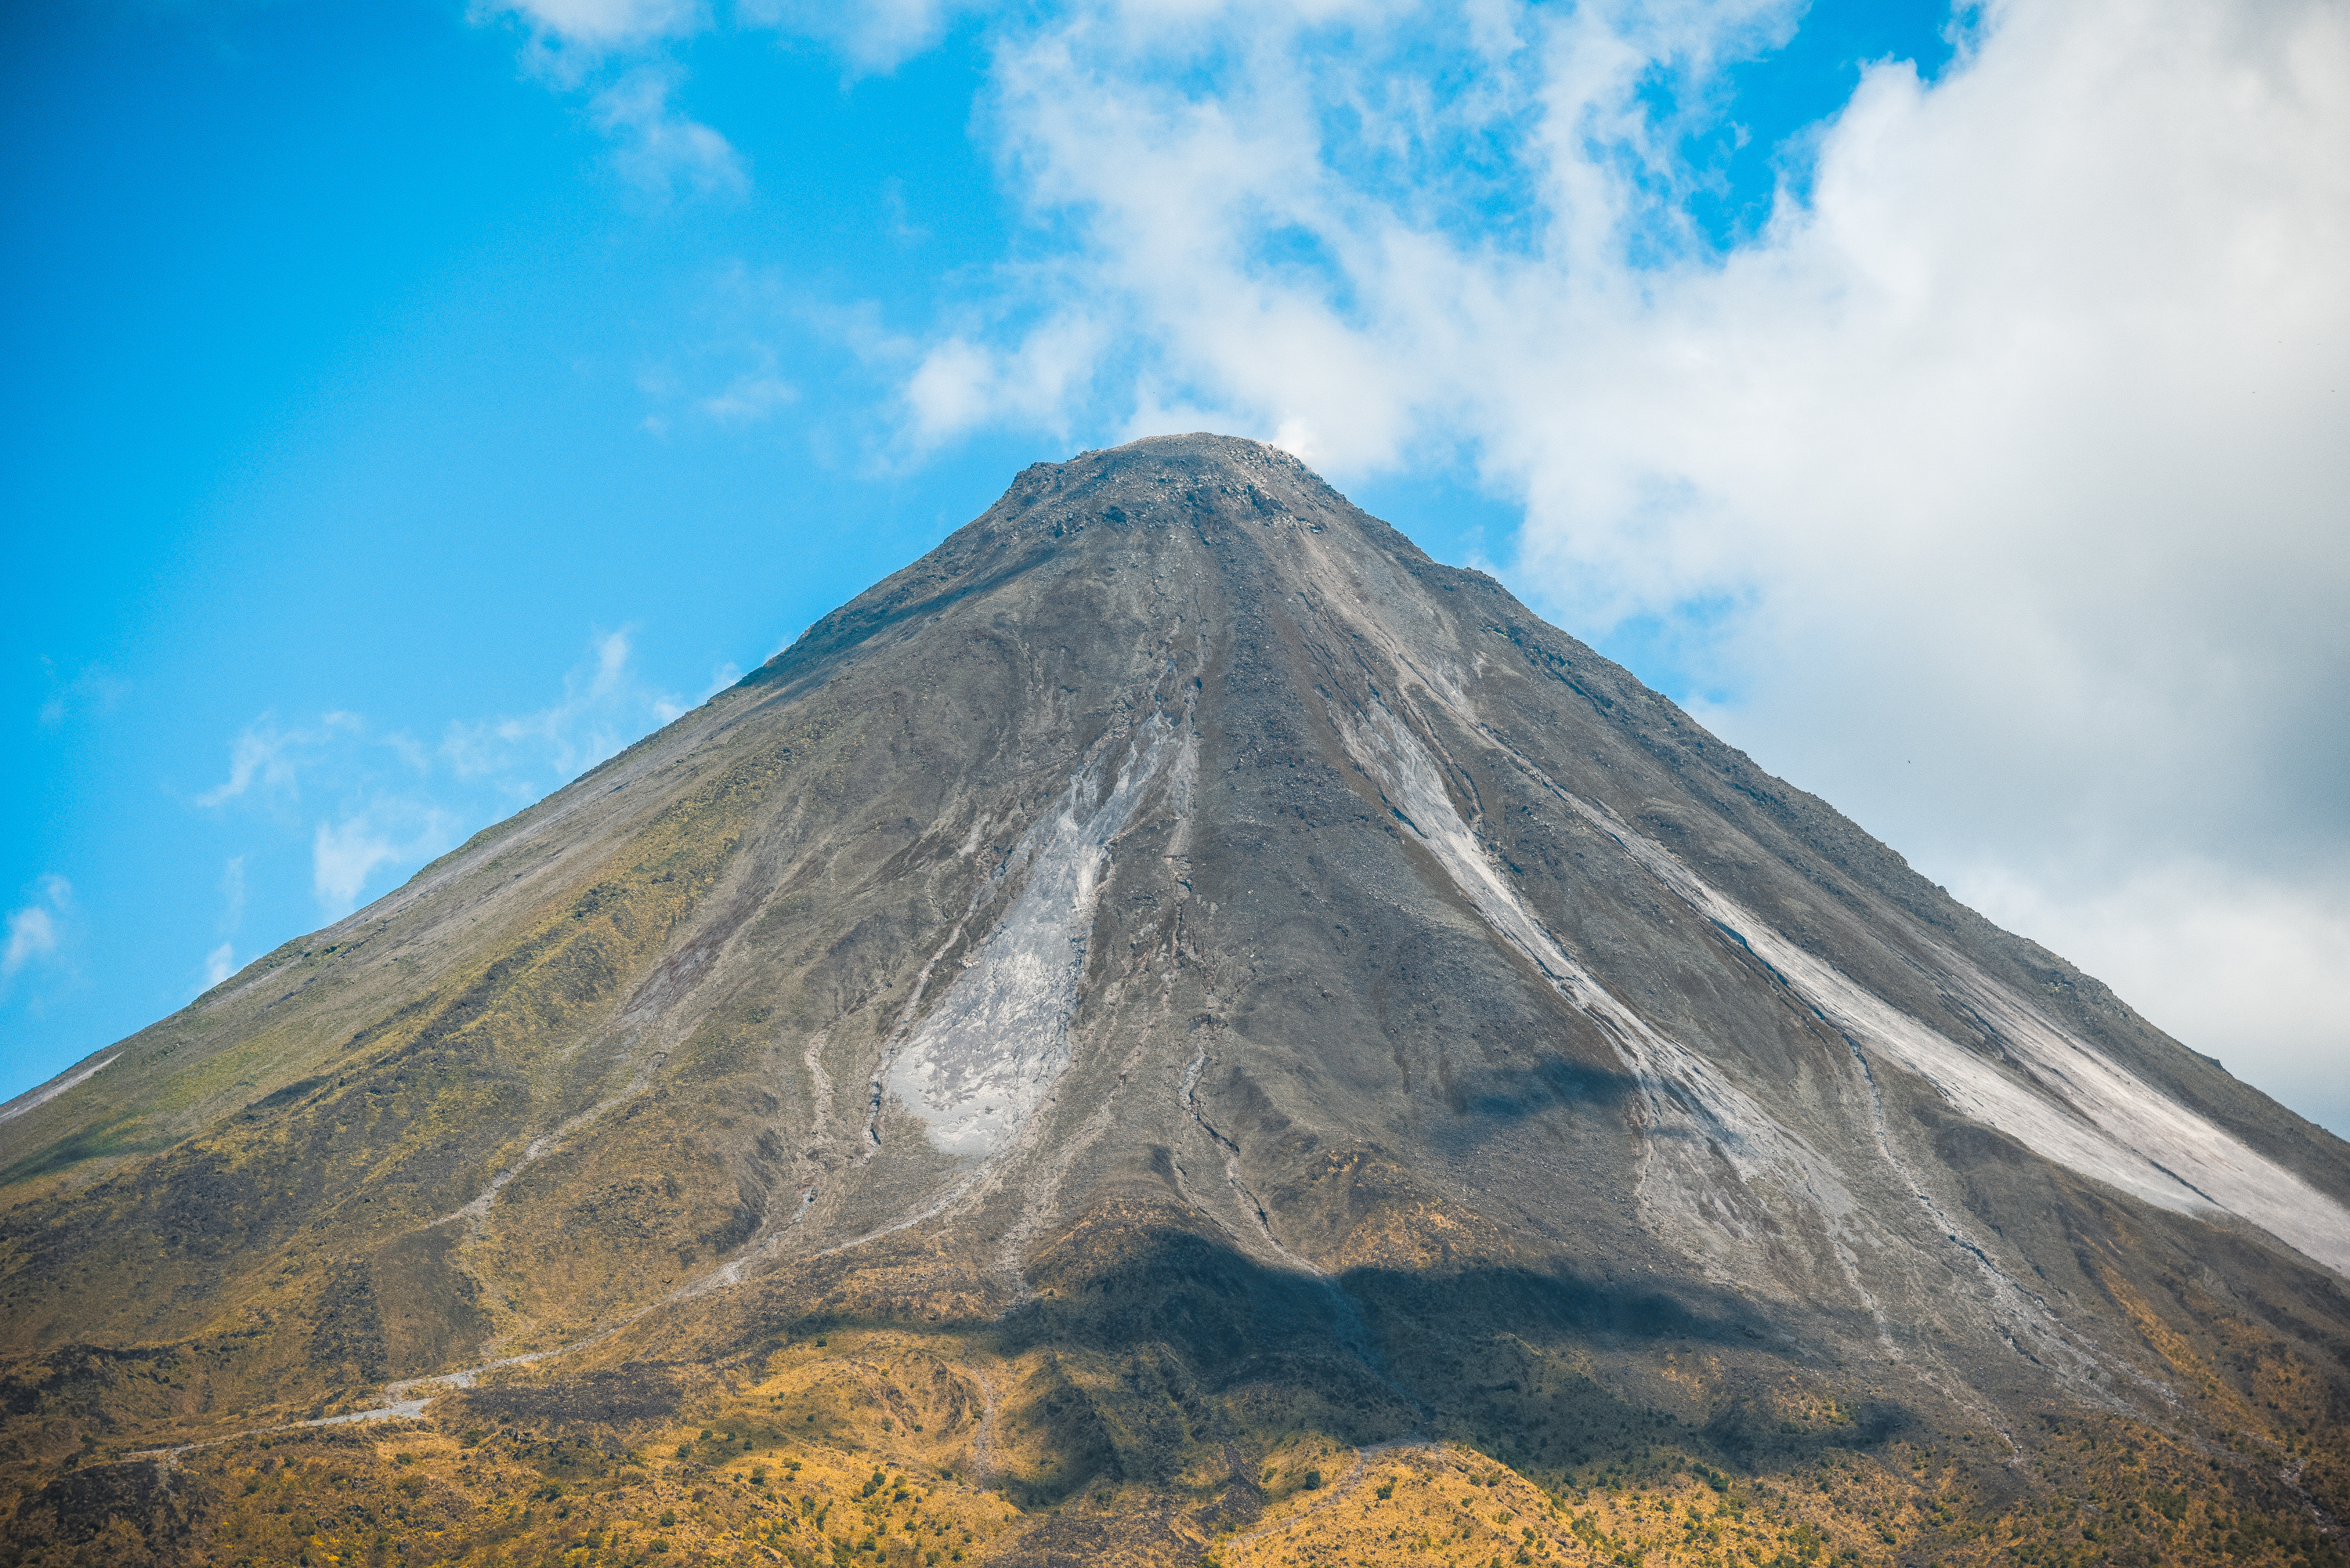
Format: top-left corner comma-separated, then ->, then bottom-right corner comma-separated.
5,435 -> 2347,1567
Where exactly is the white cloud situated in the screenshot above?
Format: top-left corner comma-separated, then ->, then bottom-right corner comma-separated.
312,804 -> 462,917
442,627 -> 686,788
475,4 -> 743,198
197,720 -> 296,807
592,66 -> 748,198
195,711 -> 365,807
903,315 -> 1110,449
3,909 -> 57,979
497,0 -> 971,70
204,632 -> 680,816
310,818 -> 397,914
197,632 -> 685,922
2,877 -> 70,979
736,0 -> 973,71
700,361 -> 797,426
203,942 -> 236,988
484,0 -> 707,51
478,0 -> 979,203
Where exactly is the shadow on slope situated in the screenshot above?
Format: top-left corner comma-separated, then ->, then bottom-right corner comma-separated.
709,1204 -> 1908,1516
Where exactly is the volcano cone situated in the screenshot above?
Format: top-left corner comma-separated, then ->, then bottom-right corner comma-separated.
5,434 -> 2347,1566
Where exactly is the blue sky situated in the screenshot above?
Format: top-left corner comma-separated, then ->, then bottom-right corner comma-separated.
7,0 -> 2346,1136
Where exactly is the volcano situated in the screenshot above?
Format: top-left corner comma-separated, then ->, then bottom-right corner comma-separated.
5,434 -> 2347,1568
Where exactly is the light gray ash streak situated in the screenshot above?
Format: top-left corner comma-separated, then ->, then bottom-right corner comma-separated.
886,714 -> 1192,1161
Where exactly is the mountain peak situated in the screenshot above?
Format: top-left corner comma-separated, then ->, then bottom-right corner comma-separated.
745,431 -> 1437,695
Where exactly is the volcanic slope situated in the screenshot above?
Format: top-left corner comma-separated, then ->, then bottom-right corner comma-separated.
5,433 -> 2348,1568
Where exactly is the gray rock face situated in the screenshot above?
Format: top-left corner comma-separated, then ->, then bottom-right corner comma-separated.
714,432 -> 2350,1321
5,433 -> 2348,1550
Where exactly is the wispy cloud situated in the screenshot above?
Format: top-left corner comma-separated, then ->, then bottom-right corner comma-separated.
592,65 -> 747,198
199,630 -> 690,919
2,877 -> 71,980
5,910 -> 58,978
312,804 -> 463,916
37,660 -> 129,726
483,0 -> 710,61
194,711 -> 368,807
481,0 -> 985,207
492,0 -> 968,74
736,0 -> 972,73
194,855 -> 248,993
441,627 -> 685,789
631,268 -> 832,436
699,367 -> 797,427
475,1 -> 745,203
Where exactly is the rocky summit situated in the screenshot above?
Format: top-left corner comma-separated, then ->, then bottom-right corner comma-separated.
4,433 -> 2347,1568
